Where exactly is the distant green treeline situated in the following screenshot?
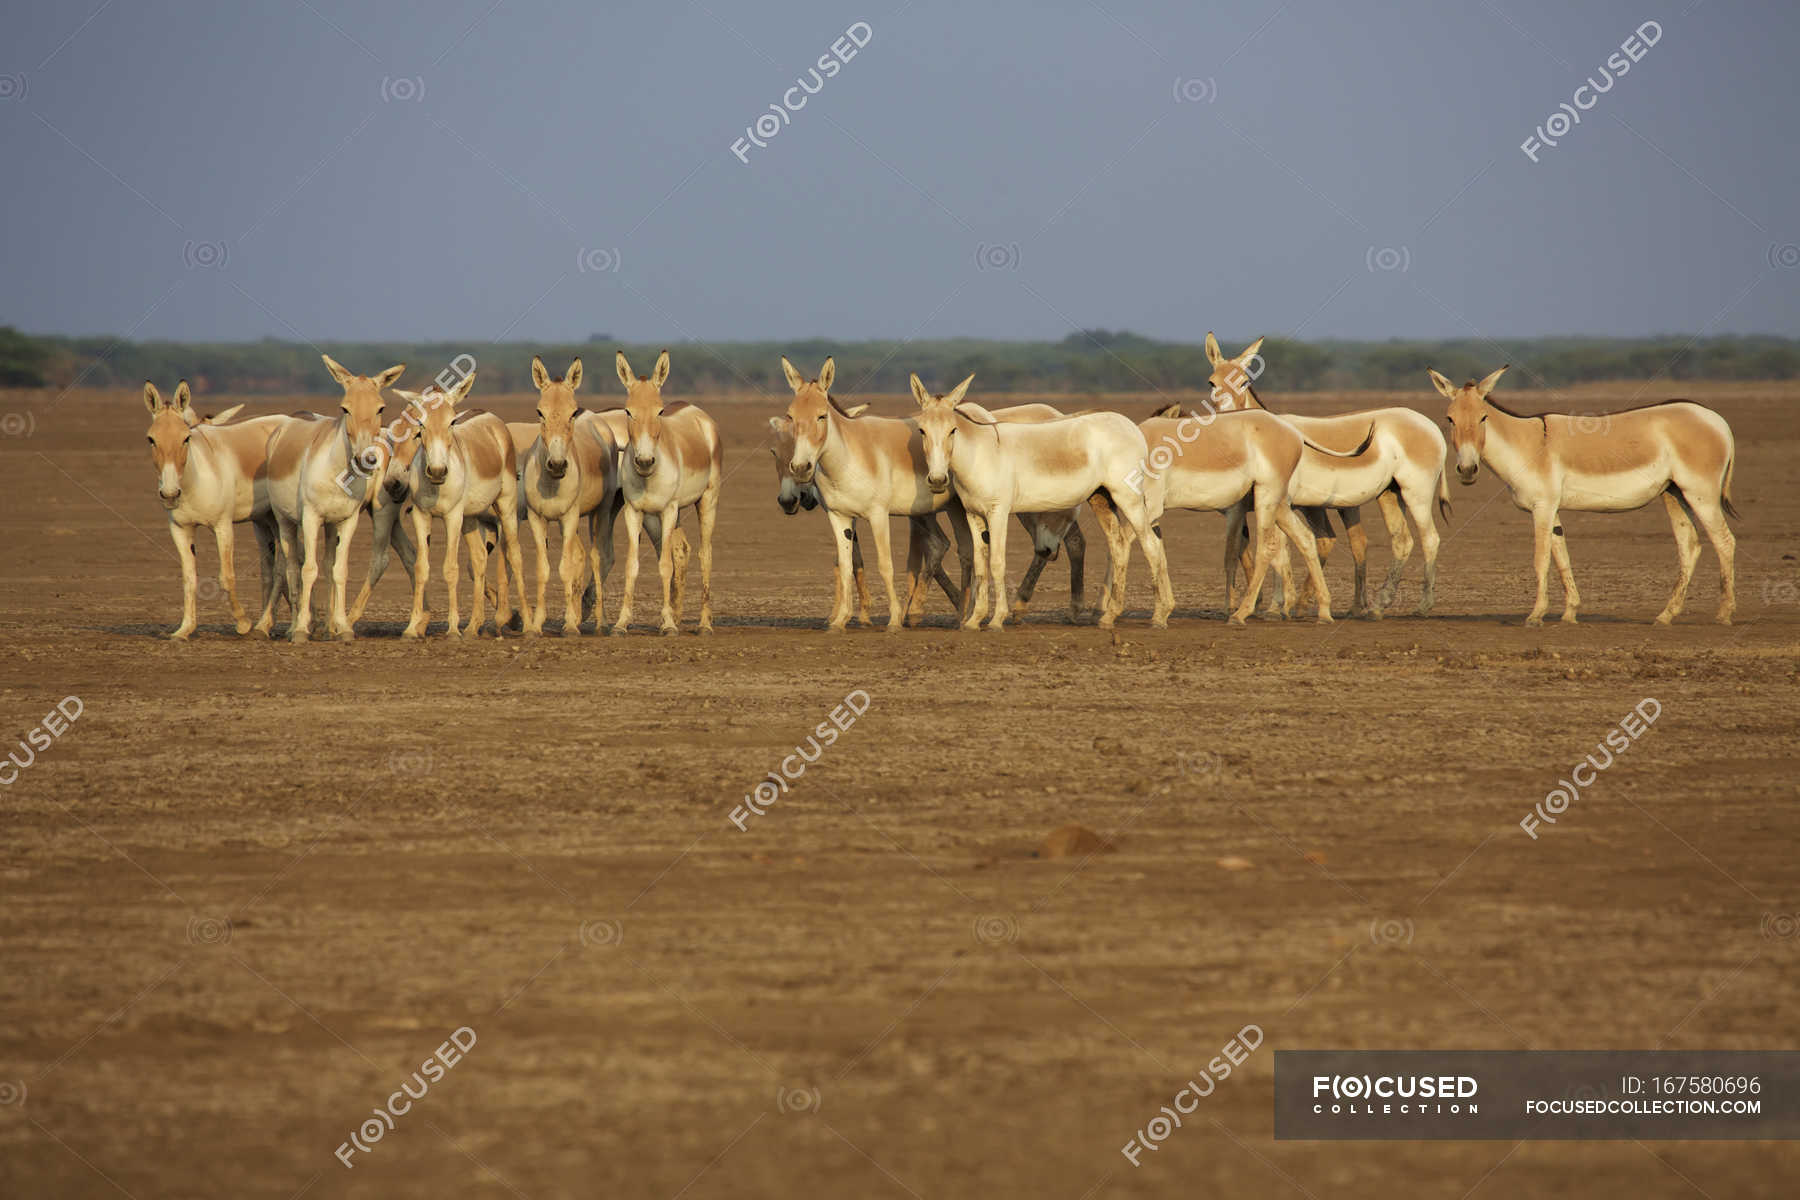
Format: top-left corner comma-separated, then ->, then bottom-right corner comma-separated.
5,326 -> 1798,396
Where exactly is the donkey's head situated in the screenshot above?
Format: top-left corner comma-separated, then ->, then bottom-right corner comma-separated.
909,372 -> 975,494
143,381 -> 195,507
394,371 -> 477,487
615,350 -> 672,476
531,356 -> 583,479
322,354 -> 404,459
767,397 -> 864,514
1204,334 -> 1264,410
1430,365 -> 1509,485
780,356 -> 836,485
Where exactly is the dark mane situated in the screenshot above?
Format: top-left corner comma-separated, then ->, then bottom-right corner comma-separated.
1487,394 -> 1692,421
827,394 -> 860,417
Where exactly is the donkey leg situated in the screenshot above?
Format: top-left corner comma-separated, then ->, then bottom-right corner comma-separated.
1549,529 -> 1580,624
1525,508 -> 1556,627
654,505 -> 681,635
1229,493 -> 1282,626
1687,493 -> 1737,625
169,521 -> 199,640
291,511 -> 324,643
1086,492 -> 1127,626
1062,516 -> 1086,620
1654,492 -> 1703,625
1275,502 -> 1333,623
1404,486 -> 1441,617
1338,507 -> 1370,617
697,485 -> 718,634
557,510 -> 585,636
823,510 -> 856,632
328,517 -> 358,641
214,521 -> 251,635
612,505 -> 646,635
960,510 -> 992,631
868,511 -> 904,632
526,509 -> 551,635
402,509 -> 431,639
1373,490 -> 1413,615
463,525 -> 490,636
253,518 -> 279,637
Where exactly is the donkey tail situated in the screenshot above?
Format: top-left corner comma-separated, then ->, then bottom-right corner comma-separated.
1299,423 -> 1377,461
1720,447 -> 1740,521
1436,466 -> 1453,526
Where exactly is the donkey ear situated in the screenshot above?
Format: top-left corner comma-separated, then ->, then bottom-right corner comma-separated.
780,356 -> 804,393
909,374 -> 932,409
1426,369 -> 1457,399
767,415 -> 789,435
173,380 -> 194,412
531,356 -> 550,390
375,364 -> 406,390
389,388 -> 422,405
943,374 -> 975,408
321,354 -> 353,386
207,403 -> 245,425
1151,402 -> 1181,419
615,351 -> 636,388
1239,336 -> 1264,364
566,358 -> 582,390
143,382 -> 164,414
651,350 -> 671,388
1477,364 -> 1509,397
841,402 -> 869,417
1204,333 -> 1223,366
818,357 -> 835,393
451,369 -> 478,404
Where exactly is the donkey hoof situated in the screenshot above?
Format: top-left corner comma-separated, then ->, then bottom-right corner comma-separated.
1524,616 -> 1545,628
698,623 -> 714,636
1560,612 -> 1579,625
288,629 -> 310,644
235,619 -> 254,635
169,630 -> 193,642
660,625 -> 679,637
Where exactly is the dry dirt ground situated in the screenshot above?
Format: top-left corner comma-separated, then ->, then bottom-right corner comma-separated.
1,381 -> 1797,1199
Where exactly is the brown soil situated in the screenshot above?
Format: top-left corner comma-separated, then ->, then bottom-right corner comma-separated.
1,382 -> 1796,1198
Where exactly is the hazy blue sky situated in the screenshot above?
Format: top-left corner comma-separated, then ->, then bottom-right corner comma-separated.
3,0 -> 1797,343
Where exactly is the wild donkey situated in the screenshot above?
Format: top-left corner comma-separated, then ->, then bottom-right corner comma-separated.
611,351 -> 721,634
767,402 -> 963,626
1206,335 -> 1451,616
523,357 -> 689,635
913,374 -> 1174,631
386,373 -> 526,638
1434,366 -> 1738,626
267,356 -> 405,641
780,356 -> 977,631
142,381 -> 290,639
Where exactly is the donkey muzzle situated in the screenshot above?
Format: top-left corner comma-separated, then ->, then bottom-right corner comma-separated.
545,457 -> 568,479
632,455 -> 656,476
927,474 -> 950,494
1457,465 -> 1479,485
425,466 -> 448,485
159,489 -> 182,507
778,496 -> 799,515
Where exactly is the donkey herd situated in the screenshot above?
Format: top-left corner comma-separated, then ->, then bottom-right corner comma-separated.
138,337 -> 1740,640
